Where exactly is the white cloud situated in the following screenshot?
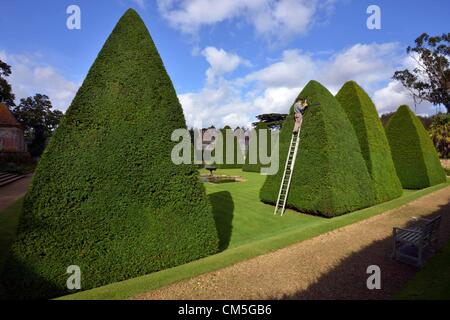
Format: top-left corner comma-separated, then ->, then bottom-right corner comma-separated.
243,42 -> 436,115
241,43 -> 401,93
157,0 -> 336,43
0,50 -> 79,111
157,0 -> 258,33
243,49 -> 316,88
373,81 -> 413,113
254,87 -> 301,114
319,43 -> 401,93
178,42 -> 439,128
178,47 -> 256,128
202,47 -> 249,84
223,112 -> 252,128
252,0 -> 317,41
179,85 -> 257,129
373,80 -> 436,115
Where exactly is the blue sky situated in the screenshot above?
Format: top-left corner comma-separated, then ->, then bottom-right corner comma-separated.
1,0 -> 449,128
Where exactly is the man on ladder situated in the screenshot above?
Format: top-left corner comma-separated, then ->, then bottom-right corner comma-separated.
293,98 -> 309,133
274,97 -> 317,216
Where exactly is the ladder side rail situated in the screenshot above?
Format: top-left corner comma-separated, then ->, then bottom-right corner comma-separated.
274,133 -> 295,215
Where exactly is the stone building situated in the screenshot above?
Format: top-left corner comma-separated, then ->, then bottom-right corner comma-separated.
0,103 -> 27,161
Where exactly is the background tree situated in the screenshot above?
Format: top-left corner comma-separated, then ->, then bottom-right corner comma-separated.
393,33 -> 450,113
252,113 -> 287,129
11,94 -> 63,157
429,113 -> 450,159
0,59 -> 15,107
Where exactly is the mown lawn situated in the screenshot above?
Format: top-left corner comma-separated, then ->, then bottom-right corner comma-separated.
395,239 -> 450,300
0,169 -> 448,300
200,169 -> 325,251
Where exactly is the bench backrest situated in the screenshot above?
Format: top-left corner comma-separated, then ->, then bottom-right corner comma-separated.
421,215 -> 441,242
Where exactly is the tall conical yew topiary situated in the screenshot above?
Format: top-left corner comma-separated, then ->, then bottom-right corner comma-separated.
0,9 -> 218,299
260,80 -> 376,217
336,81 -> 402,203
385,105 -> 446,189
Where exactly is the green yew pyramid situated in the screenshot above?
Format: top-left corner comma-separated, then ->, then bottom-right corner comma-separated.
260,80 -> 376,217
336,81 -> 402,203
0,9 -> 218,299
385,105 -> 446,189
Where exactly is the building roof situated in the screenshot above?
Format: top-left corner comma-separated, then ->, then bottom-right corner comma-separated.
0,103 -> 21,127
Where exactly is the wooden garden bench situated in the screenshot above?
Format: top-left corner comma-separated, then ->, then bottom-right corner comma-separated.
392,215 -> 441,267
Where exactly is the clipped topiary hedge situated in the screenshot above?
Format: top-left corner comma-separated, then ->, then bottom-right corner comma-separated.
385,105 -> 446,189
0,9 -> 218,299
336,81 -> 402,203
260,80 -> 376,217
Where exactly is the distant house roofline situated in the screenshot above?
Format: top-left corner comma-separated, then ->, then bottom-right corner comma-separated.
0,103 -> 22,128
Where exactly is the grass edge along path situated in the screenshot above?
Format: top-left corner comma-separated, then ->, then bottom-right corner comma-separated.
57,180 -> 450,300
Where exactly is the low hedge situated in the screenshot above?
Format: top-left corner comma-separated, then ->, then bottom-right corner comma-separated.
0,152 -> 32,166
242,128 -> 272,173
214,127 -> 245,169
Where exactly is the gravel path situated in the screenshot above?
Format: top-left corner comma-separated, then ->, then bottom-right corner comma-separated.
135,186 -> 450,300
0,174 -> 32,212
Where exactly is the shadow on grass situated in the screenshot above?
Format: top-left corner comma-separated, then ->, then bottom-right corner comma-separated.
209,191 -> 234,252
0,201 -> 66,300
0,256 -> 66,300
271,199 -> 450,300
